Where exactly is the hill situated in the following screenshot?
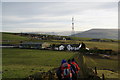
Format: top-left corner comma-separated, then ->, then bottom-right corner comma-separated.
2,32 -> 29,41
71,29 -> 118,40
2,32 -> 30,44
27,31 -> 82,36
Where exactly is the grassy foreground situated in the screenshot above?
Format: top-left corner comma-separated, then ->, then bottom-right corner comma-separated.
84,55 -> 118,71
84,55 -> 119,79
2,48 -> 75,78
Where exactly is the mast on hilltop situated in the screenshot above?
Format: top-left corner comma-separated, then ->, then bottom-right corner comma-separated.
72,17 -> 75,36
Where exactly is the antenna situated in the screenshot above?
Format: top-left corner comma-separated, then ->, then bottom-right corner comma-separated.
72,17 -> 75,35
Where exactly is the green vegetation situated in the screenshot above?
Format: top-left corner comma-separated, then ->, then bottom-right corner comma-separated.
2,48 -> 75,78
2,33 -> 29,41
2,32 -> 118,52
97,70 -> 119,79
83,41 -> 118,51
84,55 -> 118,71
84,55 -> 119,79
2,32 -> 119,79
71,36 -> 92,40
50,40 -> 118,52
2,33 -> 30,44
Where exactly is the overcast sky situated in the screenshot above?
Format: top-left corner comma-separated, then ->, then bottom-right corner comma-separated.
2,2 -> 118,32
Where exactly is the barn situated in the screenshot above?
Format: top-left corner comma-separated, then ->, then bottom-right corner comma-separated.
19,42 -> 43,49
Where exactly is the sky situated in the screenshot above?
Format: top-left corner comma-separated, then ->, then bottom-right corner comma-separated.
1,0 -> 119,2
1,2 -> 118,32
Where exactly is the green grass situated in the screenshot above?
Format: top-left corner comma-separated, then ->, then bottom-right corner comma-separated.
2,48 -> 75,78
84,55 -> 119,79
96,70 -> 119,79
70,36 -> 92,40
83,41 -> 118,51
84,55 -> 118,71
2,33 -> 30,44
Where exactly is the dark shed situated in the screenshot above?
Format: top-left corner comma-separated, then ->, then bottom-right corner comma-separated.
19,42 -> 43,49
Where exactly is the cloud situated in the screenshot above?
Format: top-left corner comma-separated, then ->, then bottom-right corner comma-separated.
2,2 -> 118,32
1,0 -> 119,2
3,2 -> 117,17
0,2 -> 2,32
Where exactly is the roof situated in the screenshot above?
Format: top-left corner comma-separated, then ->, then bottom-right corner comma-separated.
20,42 -> 43,44
54,44 -> 80,47
69,44 -> 80,47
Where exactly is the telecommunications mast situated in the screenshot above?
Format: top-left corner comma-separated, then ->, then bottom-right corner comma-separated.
72,17 -> 75,35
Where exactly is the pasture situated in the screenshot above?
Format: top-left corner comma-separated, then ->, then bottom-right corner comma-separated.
83,41 -> 118,52
2,48 -> 75,78
83,55 -> 119,79
2,33 -> 30,44
2,32 -> 119,79
2,33 -> 29,41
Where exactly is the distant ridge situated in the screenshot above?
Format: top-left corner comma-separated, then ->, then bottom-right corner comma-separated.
27,31 -> 82,36
71,29 -> 118,40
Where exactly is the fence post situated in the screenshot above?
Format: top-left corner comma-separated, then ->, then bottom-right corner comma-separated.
95,67 -> 97,75
102,74 -> 105,80
49,71 -> 53,80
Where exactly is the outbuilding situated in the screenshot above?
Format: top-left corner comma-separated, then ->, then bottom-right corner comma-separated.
19,42 -> 43,49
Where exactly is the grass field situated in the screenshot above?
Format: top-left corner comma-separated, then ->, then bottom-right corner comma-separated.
2,33 -> 29,41
2,48 -> 76,78
2,33 -> 30,44
2,33 -> 118,52
84,55 -> 118,71
83,55 -> 119,79
1,32 -> 119,80
83,41 -> 118,51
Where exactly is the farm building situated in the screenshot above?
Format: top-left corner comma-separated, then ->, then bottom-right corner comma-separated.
19,42 -> 43,49
42,42 -> 50,49
89,39 -> 101,42
53,43 -> 88,51
54,44 -> 65,50
66,44 -> 82,51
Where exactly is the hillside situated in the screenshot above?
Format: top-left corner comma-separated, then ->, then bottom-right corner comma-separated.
27,31 -> 82,36
71,29 -> 118,39
2,33 -> 29,41
2,32 -> 30,44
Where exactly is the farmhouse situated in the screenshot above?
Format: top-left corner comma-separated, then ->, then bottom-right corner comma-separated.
19,42 -> 43,49
53,43 -> 87,51
54,44 -> 64,50
66,44 -> 81,51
